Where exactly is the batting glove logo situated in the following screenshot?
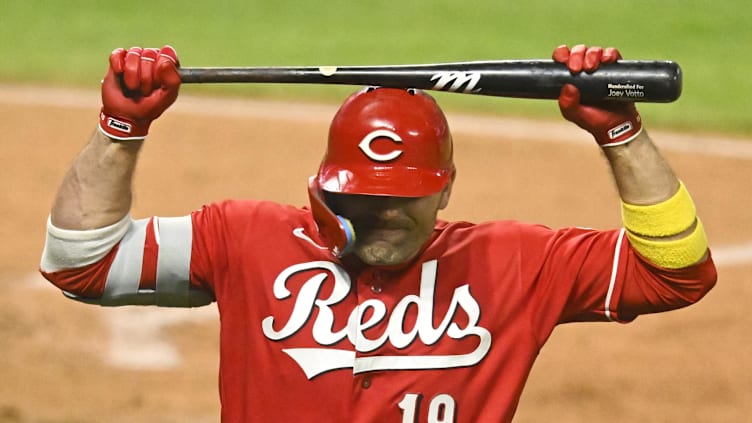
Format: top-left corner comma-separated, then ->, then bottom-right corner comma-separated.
106,117 -> 133,134
608,121 -> 633,140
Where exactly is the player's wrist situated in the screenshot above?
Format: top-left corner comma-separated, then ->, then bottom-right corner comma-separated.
98,108 -> 150,141
595,113 -> 643,147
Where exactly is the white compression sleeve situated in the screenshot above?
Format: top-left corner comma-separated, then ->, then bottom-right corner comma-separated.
40,214 -> 132,272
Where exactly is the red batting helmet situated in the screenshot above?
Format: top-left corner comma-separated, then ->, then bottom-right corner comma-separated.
316,86 -> 455,196
308,87 -> 455,257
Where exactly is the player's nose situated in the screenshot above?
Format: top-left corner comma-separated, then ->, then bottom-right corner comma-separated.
371,197 -> 404,215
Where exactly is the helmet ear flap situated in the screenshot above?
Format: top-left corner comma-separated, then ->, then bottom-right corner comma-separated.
307,177 -> 355,257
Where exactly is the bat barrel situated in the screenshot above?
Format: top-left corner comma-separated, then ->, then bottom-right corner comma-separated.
177,60 -> 682,103
477,61 -> 682,103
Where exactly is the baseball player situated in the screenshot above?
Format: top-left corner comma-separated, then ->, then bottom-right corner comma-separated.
40,44 -> 716,422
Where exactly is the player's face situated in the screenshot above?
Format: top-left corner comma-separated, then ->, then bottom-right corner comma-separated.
326,186 -> 452,266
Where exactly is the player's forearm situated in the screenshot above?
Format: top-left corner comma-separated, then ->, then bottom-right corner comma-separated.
602,130 -> 679,205
603,132 -> 708,267
49,45 -> 180,230
50,130 -> 143,230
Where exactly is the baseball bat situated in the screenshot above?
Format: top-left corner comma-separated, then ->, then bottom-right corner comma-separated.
177,60 -> 682,103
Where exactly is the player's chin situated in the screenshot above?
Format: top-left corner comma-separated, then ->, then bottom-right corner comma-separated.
354,240 -> 414,266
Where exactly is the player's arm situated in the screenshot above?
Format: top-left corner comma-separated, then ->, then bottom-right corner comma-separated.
40,46 -> 212,307
554,44 -> 709,270
52,46 -> 180,230
51,130 -> 142,230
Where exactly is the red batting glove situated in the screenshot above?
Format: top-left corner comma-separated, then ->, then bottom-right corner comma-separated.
99,45 -> 181,141
553,44 -> 643,147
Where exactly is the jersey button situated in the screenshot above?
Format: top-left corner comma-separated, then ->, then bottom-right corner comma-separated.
370,283 -> 382,294
361,376 -> 372,389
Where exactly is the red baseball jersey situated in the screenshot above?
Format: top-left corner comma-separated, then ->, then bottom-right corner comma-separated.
42,199 -> 716,422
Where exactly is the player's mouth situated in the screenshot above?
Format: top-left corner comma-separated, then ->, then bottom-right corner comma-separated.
357,220 -> 413,241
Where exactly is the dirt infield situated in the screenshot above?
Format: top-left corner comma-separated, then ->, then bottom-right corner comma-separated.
1,84 -> 750,422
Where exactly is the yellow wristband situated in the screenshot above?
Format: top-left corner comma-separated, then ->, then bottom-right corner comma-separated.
626,219 -> 708,269
621,181 -> 695,237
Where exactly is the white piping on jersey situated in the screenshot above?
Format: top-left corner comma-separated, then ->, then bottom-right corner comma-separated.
292,227 -> 328,250
152,217 -> 160,244
604,228 -> 627,321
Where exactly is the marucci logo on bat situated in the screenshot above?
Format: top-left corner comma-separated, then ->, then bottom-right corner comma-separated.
430,71 -> 482,93
262,260 -> 492,379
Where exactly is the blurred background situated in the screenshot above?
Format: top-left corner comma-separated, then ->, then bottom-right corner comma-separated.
1,0 -> 750,135
1,1 -> 750,422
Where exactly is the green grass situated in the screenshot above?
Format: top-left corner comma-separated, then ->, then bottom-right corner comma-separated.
1,0 -> 750,135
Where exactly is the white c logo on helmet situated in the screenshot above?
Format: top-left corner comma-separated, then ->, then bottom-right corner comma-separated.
358,129 -> 403,162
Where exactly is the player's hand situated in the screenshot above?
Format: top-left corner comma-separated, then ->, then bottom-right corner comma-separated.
553,44 -> 643,147
99,45 -> 181,141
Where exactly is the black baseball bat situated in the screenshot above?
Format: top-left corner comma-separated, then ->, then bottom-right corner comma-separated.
177,60 -> 682,103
